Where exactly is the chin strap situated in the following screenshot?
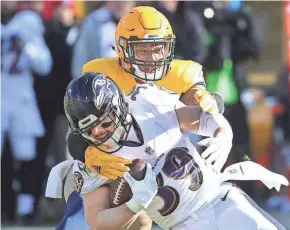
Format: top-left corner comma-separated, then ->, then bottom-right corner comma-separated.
122,116 -> 144,147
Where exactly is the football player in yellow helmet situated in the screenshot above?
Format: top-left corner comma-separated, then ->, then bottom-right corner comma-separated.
114,6 -> 175,82
64,6 -> 226,230
68,6 -> 224,180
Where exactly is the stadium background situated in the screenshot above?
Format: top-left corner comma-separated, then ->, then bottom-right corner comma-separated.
1,1 -> 290,229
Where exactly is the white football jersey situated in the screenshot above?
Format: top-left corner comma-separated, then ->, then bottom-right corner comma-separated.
1,10 -> 52,137
2,10 -> 52,96
74,84 -> 222,230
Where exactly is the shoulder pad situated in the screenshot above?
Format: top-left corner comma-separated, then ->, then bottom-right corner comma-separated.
170,60 -> 203,81
179,60 -> 204,85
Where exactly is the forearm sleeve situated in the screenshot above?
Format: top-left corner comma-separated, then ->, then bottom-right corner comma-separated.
196,112 -> 233,140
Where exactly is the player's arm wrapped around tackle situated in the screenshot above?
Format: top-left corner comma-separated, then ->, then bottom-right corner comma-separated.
178,63 -> 223,115
176,104 -> 233,170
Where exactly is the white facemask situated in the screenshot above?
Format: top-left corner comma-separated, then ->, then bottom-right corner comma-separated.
132,64 -> 166,82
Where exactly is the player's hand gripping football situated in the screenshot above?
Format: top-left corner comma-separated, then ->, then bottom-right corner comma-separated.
124,163 -> 158,213
194,89 -> 219,115
196,133 -> 232,171
85,146 -> 131,180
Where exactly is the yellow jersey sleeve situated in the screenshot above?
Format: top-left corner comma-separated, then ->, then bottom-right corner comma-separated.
179,60 -> 204,93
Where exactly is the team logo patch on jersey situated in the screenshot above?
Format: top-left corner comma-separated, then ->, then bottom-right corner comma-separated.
145,146 -> 155,155
129,85 -> 148,101
73,171 -> 84,193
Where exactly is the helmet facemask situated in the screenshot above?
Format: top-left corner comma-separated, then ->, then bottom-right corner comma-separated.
83,95 -> 132,153
68,91 -> 133,154
118,34 -> 175,82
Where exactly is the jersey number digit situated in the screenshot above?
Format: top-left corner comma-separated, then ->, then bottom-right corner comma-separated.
3,36 -> 24,75
156,147 -> 203,216
128,85 -> 148,101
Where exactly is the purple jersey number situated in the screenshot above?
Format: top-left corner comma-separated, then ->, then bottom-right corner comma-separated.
156,147 -> 203,216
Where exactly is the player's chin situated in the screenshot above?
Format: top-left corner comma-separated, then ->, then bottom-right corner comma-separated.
144,69 -> 157,74
138,66 -> 157,74
94,132 -> 113,144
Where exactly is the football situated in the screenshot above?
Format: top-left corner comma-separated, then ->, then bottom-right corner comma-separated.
110,159 -> 147,208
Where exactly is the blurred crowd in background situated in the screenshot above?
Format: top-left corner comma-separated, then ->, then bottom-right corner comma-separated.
1,0 -> 290,227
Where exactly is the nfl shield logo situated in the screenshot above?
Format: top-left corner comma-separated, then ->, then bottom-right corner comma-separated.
145,146 -> 154,155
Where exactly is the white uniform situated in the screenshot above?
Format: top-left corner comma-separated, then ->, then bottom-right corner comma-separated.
1,10 -> 52,160
67,84 -> 287,230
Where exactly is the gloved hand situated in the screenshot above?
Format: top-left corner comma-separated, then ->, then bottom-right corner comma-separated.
85,146 -> 131,180
194,90 -> 219,115
124,163 -> 158,213
196,134 -> 232,171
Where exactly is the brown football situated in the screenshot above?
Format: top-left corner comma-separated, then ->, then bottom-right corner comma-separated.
110,159 -> 146,208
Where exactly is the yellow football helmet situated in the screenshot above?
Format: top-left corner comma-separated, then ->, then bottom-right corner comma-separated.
115,6 -> 176,82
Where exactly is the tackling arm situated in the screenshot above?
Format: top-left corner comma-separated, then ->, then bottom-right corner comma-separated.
179,84 -> 206,106
180,84 -> 225,115
176,105 -> 232,140
180,85 -> 225,114
178,63 -> 224,114
176,105 -> 233,169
